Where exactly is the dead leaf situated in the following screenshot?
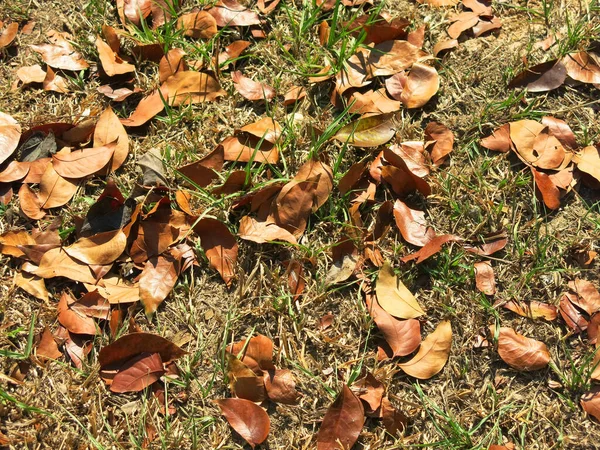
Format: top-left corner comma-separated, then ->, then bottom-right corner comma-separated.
34,247 -> 96,284
562,52 -> 600,84
96,36 -> 135,77
110,352 -> 165,393
64,229 -> 126,265
139,255 -> 179,314
208,0 -> 261,27
401,234 -> 462,263
399,320 -> 452,379
57,292 -> 97,335
375,262 -> 425,319
18,184 -> 46,220
263,369 -> 301,404
217,40 -> 251,67
560,293 -> 589,333
581,388 -> 600,422
232,71 -> 276,101
17,65 -> 47,85
448,12 -> 479,38
333,113 -> 395,148
99,332 -> 186,368
70,291 -> 110,320
98,85 -> 141,101
0,22 -> 18,49
177,11 -> 217,39
433,39 -> 459,56
472,17 -> 502,37
503,300 -> 558,321
353,373 -> 384,414
158,48 -> 187,83
194,218 -> 238,287
393,200 -> 435,247
37,326 -> 62,360
365,290 -> 421,358
215,398 -> 270,448
508,60 -> 567,92
38,163 -> 79,209
497,327 -> 550,371
238,216 -> 297,244
317,385 -> 365,450
0,112 -> 21,165
425,122 -> 454,165
368,40 -> 427,77
568,279 -> 600,315
474,261 -> 496,295
381,396 -> 407,436
31,31 -> 89,71
541,116 -> 577,149
480,124 -> 511,153
14,271 -> 48,301
229,334 -> 275,371
93,107 -> 129,173
531,167 -> 560,210
574,146 -> 600,183
397,63 -> 440,108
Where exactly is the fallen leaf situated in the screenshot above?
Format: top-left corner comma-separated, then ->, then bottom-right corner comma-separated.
559,293 -> 589,332
401,234 -> 462,263
263,369 -> 301,404
70,291 -> 110,320
367,40 -> 427,77
0,230 -> 36,258
375,262 -> 424,319
232,71 -> 276,101
38,163 -> 79,209
381,396 -> 407,436
64,229 -> 126,265
139,255 -> 179,314
508,60 -> 567,92
480,124 -> 511,153
31,31 -> 89,71
531,167 -> 561,210
502,300 -> 558,321
158,48 -> 187,83
194,218 -> 238,287
99,332 -> 186,368
398,63 -> 440,108
425,122 -> 454,165
568,279 -> 600,315
228,334 -> 275,371
448,12 -> 479,39
177,11 -> 217,39
217,40 -> 251,67
57,292 -> 98,335
574,146 -> 600,183
17,65 -> 47,85
433,39 -> 459,56
472,17 -> 502,37
497,327 -> 550,371
34,248 -> 96,284
0,22 -> 18,49
98,85 -> 141,101
14,271 -> 48,301
93,107 -> 129,173
96,36 -> 135,77
215,398 -> 270,448
399,320 -> 452,379
0,112 -> 21,165
110,352 -> 165,393
18,184 -> 46,220
317,385 -> 365,450
581,388 -> 600,422
541,116 -> 577,149
393,199 -> 435,247
474,261 -> 496,295
353,373 -> 384,414
562,52 -> 600,84
37,326 -> 62,360
238,216 -> 297,244
208,0 -> 261,27
333,113 -> 395,148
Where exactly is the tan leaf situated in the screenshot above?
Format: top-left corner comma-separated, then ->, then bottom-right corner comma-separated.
64,229 -> 127,265
37,326 -> 62,360
194,218 -> 238,287
0,22 -> 18,49
0,112 -> 21,165
93,107 -> 129,173
95,36 -> 135,77
38,163 -> 79,209
503,300 -> 558,321
574,146 -> 600,183
238,216 -> 297,244
474,261 -> 496,295
52,143 -> 117,179
177,11 -> 217,39
31,31 -> 89,71
398,63 -> 440,108
139,255 -> 179,314
568,279 -> 600,315
17,64 -> 47,85
399,320 -> 452,379
15,271 -> 48,301
158,48 -> 187,83
57,291 -> 97,335
375,262 -> 425,319
232,71 -> 276,101
34,247 -> 96,284
333,113 -> 395,148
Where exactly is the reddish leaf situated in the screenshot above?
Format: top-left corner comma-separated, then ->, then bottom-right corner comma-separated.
286,259 -> 305,301
433,39 -> 459,56
508,60 -> 567,92
480,124 -> 511,153
562,52 -> 600,84
401,234 -> 462,264
425,122 -> 454,166
497,327 -> 550,371
36,326 -> 62,360
232,71 -> 276,101
99,332 -> 186,368
581,388 -> 600,422
541,116 -> 577,149
0,112 -> 21,165
381,396 -> 407,436
531,167 -> 561,210
473,17 -> 502,37
228,334 -> 275,371
57,292 -> 98,336
217,40 -> 251,67
263,369 -> 301,404
448,12 -> 479,38
70,291 -> 110,320
568,279 -> 600,315
398,321 -> 452,379
215,398 -> 270,448
0,161 -> 30,183
559,293 -> 589,333
353,373 -> 384,414
194,218 -> 238,287
0,22 -> 18,49
474,261 -> 496,295
465,231 -> 508,256
393,200 -> 435,247
139,255 -> 179,314
110,352 -> 165,393
367,40 -> 427,77
394,63 -> 440,109
317,385 -> 365,450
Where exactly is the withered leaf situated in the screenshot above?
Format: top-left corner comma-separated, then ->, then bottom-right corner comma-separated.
0,112 -> 21,166
497,327 -> 550,371
231,71 -> 276,101
474,261 -> 496,295
110,352 -> 165,393
398,320 -> 452,379
215,398 -> 269,448
37,326 -> 62,360
139,255 -> 179,314
99,332 -> 185,368
333,113 -> 395,148
194,218 -> 238,287
64,229 -> 127,265
375,262 -> 425,319
317,385 -> 364,450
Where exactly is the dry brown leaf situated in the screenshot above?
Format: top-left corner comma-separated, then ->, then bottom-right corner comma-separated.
317,385 -> 365,450
560,293 -> 589,332
177,11 -> 217,39
208,0 -> 261,27
502,300 -> 558,321
238,216 -> 297,244
38,163 -> 79,209
497,327 -> 550,371
215,398 -> 270,448
0,230 -> 36,258
99,332 -> 185,367
52,143 -> 116,179
368,40 -> 427,77
64,229 -> 126,265
480,124 -> 511,153
401,234 -> 463,264
263,369 -> 301,404
353,373 -> 384,414
574,146 -> 600,183
375,262 -> 425,319
34,247 -> 97,284
158,48 -> 187,83
96,36 -> 135,77
425,122 -> 454,166
568,279 -> 600,315
15,271 -> 48,301
0,112 -> 21,165
433,39 -> 458,56
31,31 -> 89,71
110,352 -> 165,393
93,107 -> 129,173
232,71 -> 276,101
37,326 -> 62,360
228,334 -> 275,371
474,261 -> 496,295
581,388 -> 600,422
17,65 -> 47,85
398,63 -> 440,108
194,218 -> 238,287
348,89 -> 401,115
398,320 -> 452,379
472,17 -> 502,37
139,255 -> 179,314
531,167 -> 560,210
18,184 -> 45,220
0,22 -> 18,49
562,52 -> 600,84
57,291 -> 98,335
217,40 -> 251,67
393,200 -> 434,247
508,60 -> 567,92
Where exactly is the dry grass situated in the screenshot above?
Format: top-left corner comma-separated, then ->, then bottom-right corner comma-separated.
1,0 -> 600,448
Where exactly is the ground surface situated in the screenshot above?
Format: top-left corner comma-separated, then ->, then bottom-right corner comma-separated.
0,0 -> 600,449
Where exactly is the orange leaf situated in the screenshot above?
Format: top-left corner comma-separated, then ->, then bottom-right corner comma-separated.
64,229 -> 127,265
110,352 -> 165,393
232,71 -> 276,101
375,262 -> 425,319
37,326 -> 62,360
95,36 -> 135,77
38,163 -> 79,209
194,218 -> 238,287
474,261 -> 496,295
317,385 -> 365,450
0,112 -> 21,165
497,327 -> 550,371
0,22 -> 18,49
139,255 -> 179,314
398,320 -> 452,379
57,291 -> 98,335
177,11 -> 217,39
93,107 -> 129,173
